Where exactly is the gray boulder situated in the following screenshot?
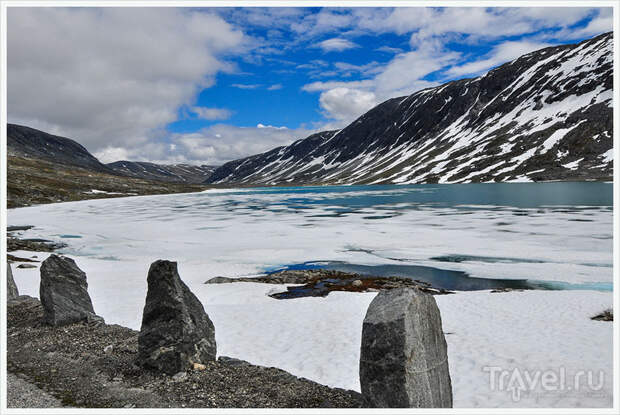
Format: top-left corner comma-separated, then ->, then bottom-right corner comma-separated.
7,263 -> 19,299
39,254 -> 103,326
137,260 -> 216,375
359,288 -> 452,408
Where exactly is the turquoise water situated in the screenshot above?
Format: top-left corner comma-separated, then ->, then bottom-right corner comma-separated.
210,182 -> 613,209
266,261 -> 612,295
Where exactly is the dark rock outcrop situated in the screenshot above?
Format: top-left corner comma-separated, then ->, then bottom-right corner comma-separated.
359,288 -> 452,408
39,254 -> 103,326
7,263 -> 19,299
137,260 -> 216,375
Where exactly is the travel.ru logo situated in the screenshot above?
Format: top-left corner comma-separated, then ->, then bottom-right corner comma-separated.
483,366 -> 605,402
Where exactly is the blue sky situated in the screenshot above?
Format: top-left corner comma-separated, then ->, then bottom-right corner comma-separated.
7,6 -> 614,165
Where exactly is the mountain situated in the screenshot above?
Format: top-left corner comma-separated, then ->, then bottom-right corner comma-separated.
7,124 -> 209,208
208,32 -> 613,185
107,161 -> 216,184
7,124 -> 117,174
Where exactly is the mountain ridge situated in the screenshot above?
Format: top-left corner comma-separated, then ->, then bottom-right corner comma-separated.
7,123 -> 216,184
207,32 -> 613,185
106,161 -> 216,184
7,124 -> 117,175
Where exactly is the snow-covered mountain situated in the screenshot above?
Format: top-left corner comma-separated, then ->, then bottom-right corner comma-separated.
208,32 -> 613,185
107,161 -> 216,184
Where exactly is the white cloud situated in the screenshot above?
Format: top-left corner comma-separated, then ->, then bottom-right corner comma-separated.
231,83 -> 262,89
545,8 -> 613,40
257,123 -> 287,129
303,43 -> 459,126
94,147 -> 131,164
192,106 -> 233,120
314,38 -> 359,52
333,61 -> 382,76
319,88 -> 377,122
375,45 -> 404,54
291,9 -> 355,37
352,7 -> 601,44
302,79 -> 375,92
170,124 -> 317,165
267,84 -> 283,90
444,40 -> 551,78
8,7 -> 245,157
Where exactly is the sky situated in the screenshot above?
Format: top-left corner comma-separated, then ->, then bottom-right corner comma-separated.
7,5 -> 613,166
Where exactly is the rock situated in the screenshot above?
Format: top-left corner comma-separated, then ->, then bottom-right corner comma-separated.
7,254 -> 39,263
104,345 -> 113,354
8,237 -> 68,253
137,260 -> 216,375
352,280 -> 363,287
192,362 -> 206,371
204,276 -> 235,284
39,254 -> 103,326
7,225 -> 34,232
591,309 -> 613,321
359,288 -> 452,408
7,263 -> 19,299
217,356 -> 253,367
172,372 -> 187,381
17,264 -> 37,269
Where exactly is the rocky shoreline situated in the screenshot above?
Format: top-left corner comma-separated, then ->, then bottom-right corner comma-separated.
7,295 -> 364,408
205,269 -> 455,298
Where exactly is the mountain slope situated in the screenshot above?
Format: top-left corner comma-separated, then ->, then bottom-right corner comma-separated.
7,124 -> 117,174
208,32 -> 613,185
107,161 -> 216,184
6,124 -> 209,207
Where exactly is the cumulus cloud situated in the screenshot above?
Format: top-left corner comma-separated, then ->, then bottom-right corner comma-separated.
319,88 -> 377,122
445,40 -> 551,78
314,38 -> 359,52
8,7 -> 245,158
303,43 -> 459,127
170,124 -> 317,165
192,106 -> 233,120
94,123 -> 316,165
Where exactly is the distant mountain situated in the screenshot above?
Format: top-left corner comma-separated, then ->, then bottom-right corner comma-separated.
7,123 -> 216,185
208,32 -> 613,185
6,124 -> 209,208
107,161 -> 216,184
7,124 -> 116,174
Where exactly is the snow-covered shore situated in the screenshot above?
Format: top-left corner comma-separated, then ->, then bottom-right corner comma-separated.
10,253 -> 613,407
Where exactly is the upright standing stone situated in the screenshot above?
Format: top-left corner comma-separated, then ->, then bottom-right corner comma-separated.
40,254 -> 102,326
7,263 -> 19,299
359,288 -> 452,408
137,260 -> 216,375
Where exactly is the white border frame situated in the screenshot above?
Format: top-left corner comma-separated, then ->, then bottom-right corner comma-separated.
0,1 -> 618,414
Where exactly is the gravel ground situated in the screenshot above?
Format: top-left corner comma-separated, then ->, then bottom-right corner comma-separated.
7,373 -> 64,408
7,295 -> 363,409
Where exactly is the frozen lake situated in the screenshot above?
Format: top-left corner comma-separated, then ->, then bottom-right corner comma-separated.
9,182 -> 613,285
8,182 -> 614,407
